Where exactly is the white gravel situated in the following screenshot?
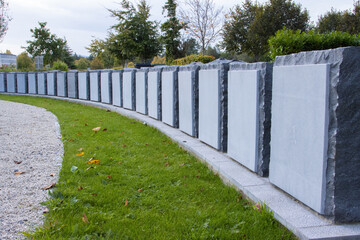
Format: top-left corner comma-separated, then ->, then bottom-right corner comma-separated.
0,100 -> 63,240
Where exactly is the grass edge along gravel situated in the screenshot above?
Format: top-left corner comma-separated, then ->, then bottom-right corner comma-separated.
0,94 -> 297,240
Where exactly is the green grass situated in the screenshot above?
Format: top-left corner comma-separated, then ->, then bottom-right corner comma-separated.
0,94 -> 296,240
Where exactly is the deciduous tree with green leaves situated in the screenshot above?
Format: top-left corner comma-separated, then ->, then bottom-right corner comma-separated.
25,22 -> 74,67
107,0 -> 161,63
222,0 -> 309,61
160,0 -> 184,64
317,1 -> 360,34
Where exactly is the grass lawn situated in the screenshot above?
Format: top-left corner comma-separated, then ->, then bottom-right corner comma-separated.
0,94 -> 296,240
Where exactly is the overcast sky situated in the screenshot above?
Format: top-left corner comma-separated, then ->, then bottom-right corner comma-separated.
1,0 -> 356,56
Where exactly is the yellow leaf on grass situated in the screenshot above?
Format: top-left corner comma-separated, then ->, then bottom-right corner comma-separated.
76,152 -> 84,156
92,126 -> 101,132
82,213 -> 89,223
88,160 -> 100,164
125,199 -> 128,206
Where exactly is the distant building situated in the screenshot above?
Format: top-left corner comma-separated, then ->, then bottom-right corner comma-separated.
0,54 -> 17,68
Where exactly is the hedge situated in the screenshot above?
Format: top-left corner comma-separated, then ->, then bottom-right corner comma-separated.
171,54 -> 215,65
268,28 -> 360,61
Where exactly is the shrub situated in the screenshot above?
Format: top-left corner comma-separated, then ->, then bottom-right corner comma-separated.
268,28 -> 360,61
52,60 -> 68,71
151,56 -> 166,65
75,58 -> 90,70
171,54 -> 215,65
127,62 -> 135,68
90,57 -> 104,70
17,52 -> 34,71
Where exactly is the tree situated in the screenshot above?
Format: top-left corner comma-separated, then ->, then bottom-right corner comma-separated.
75,57 -> 90,70
179,37 -> 200,56
317,2 -> 360,34
160,0 -> 184,63
221,1 -> 258,57
221,0 -> 309,61
0,0 -> 11,42
179,0 -> 223,55
25,22 -> 74,66
107,0 -> 161,63
16,52 -> 34,70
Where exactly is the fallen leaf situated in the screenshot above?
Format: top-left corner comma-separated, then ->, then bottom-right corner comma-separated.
14,160 -> 22,164
14,171 -> 25,175
88,160 -> 100,164
91,193 -> 98,196
103,128 -> 108,131
163,154 -> 167,157
124,199 -> 128,206
82,213 -> 89,223
92,126 -> 101,133
109,157 -> 113,160
50,173 -> 56,177
68,138 -> 74,142
43,208 -> 49,214
165,162 -> 169,167
77,148 -> 83,152
107,176 -> 112,179
196,176 -> 200,178
138,188 -> 143,192
145,144 -> 149,146
84,123 -> 88,126
76,152 -> 84,156
78,186 -> 83,191
86,166 -> 94,171
118,161 -> 122,165
42,183 -> 56,190
76,132 -> 82,135
122,144 -> 127,147
121,132 -> 125,135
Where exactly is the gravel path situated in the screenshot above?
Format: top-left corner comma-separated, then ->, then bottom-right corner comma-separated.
0,100 -> 63,239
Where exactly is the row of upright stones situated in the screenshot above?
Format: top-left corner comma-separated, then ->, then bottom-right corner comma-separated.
0,46 -> 359,223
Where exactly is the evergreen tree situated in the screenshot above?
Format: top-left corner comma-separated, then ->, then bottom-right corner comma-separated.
160,0 -> 184,63
107,0 -> 161,63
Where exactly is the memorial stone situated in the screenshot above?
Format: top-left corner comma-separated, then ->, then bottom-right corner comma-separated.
100,69 -> 113,104
227,62 -> 272,176
6,73 -> 16,93
78,71 -> 90,100
56,71 -> 67,97
161,66 -> 179,127
46,71 -> 58,96
28,72 -> 37,94
122,68 -> 136,110
135,68 -> 149,114
198,59 -> 233,152
89,70 -> 101,102
37,72 -> 47,95
148,66 -> 163,120
16,72 -> 28,93
178,63 -> 201,137
112,70 -> 123,107
67,70 -> 78,98
270,47 -> 360,222
0,72 -> 6,92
